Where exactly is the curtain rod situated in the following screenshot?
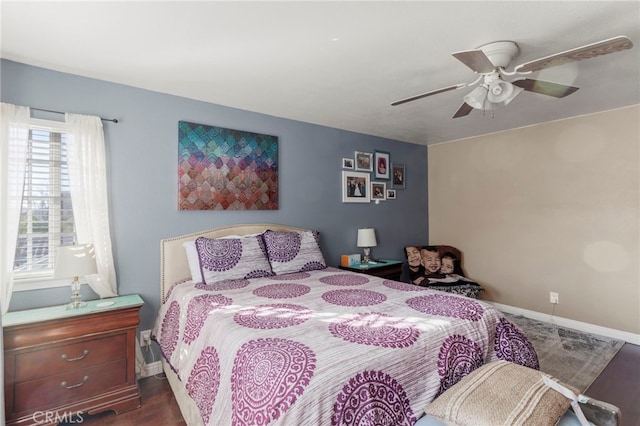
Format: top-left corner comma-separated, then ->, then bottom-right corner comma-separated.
31,107 -> 118,123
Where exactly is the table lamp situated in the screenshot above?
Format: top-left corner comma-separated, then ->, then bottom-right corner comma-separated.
357,228 -> 377,263
54,244 -> 98,309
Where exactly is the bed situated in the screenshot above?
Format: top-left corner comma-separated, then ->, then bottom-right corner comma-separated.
153,224 -> 539,425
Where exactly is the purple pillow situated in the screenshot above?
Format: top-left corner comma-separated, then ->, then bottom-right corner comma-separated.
195,235 -> 274,284
263,230 -> 326,275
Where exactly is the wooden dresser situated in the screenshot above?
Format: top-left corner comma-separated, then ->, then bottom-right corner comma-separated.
3,294 -> 144,425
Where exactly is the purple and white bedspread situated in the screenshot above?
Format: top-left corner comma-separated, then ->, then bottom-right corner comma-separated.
152,267 -> 538,425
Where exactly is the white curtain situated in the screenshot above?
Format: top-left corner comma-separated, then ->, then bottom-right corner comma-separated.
0,103 -> 30,314
66,113 -> 118,298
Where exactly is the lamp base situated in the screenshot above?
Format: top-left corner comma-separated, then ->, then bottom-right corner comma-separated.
66,300 -> 88,310
66,279 -> 87,309
361,247 -> 372,264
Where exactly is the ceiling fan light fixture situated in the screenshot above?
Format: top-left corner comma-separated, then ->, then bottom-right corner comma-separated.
503,85 -> 524,105
463,85 -> 488,109
487,79 -> 514,103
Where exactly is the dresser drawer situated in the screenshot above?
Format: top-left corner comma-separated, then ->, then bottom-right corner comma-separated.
14,333 -> 126,382
14,359 -> 127,413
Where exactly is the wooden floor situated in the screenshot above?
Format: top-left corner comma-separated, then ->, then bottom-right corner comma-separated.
69,343 -> 640,425
585,343 -> 640,426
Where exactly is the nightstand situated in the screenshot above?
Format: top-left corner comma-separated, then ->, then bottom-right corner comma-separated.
340,259 -> 404,280
3,294 -> 144,426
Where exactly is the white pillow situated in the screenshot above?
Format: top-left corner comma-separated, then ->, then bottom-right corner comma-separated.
183,241 -> 203,283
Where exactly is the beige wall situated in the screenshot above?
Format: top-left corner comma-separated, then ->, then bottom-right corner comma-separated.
428,106 -> 639,334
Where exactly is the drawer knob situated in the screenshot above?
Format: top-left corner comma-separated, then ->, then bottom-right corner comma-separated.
61,349 -> 89,362
60,376 -> 89,389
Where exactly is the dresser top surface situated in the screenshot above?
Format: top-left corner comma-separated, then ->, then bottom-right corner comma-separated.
2,294 -> 143,327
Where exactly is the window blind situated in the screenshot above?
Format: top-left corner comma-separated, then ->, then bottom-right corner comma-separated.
13,125 -> 76,279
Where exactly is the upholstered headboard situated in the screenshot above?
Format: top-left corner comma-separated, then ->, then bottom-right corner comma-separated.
160,223 -> 307,302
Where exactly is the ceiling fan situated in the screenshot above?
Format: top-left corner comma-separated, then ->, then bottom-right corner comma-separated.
391,36 -> 634,118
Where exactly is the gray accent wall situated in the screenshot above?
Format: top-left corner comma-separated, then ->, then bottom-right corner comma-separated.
1,59 -> 428,334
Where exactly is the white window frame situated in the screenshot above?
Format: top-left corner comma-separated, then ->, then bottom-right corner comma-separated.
12,118 -> 76,292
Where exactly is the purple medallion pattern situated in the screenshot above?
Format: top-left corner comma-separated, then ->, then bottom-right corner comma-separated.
184,294 -> 233,344
494,318 -> 540,369
332,370 -> 416,426
382,280 -> 429,292
437,334 -> 483,396
320,274 -> 370,286
301,261 -> 326,271
406,294 -> 484,321
231,338 -> 316,425
234,304 -> 313,330
166,279 -> 189,300
196,279 -> 250,291
262,231 -> 301,262
322,289 -> 387,307
329,312 -> 420,348
253,283 -> 311,299
195,237 -> 243,271
160,301 -> 180,360
268,272 -> 311,281
186,346 -> 221,424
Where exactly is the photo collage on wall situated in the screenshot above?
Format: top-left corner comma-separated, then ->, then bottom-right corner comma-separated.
341,150 -> 405,203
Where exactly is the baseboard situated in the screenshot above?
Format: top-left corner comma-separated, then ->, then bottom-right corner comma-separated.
139,360 -> 164,378
489,302 -> 640,345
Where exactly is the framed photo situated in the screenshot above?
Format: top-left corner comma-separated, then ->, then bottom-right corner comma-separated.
386,189 -> 396,199
391,163 -> 406,189
342,158 -> 354,169
371,181 -> 386,201
342,171 -> 371,203
355,151 -> 373,172
374,150 -> 390,180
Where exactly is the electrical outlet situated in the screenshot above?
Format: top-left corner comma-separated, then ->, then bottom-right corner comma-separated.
140,330 -> 151,347
549,292 -> 559,304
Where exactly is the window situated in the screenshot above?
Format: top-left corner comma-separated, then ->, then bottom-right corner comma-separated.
12,119 -> 76,287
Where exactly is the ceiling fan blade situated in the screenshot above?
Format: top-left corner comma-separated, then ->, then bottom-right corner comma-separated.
512,78 -> 579,98
514,35 -> 633,73
391,83 -> 466,106
452,49 -> 495,74
452,102 -> 474,118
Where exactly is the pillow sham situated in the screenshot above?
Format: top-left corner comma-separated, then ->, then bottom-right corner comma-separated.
195,235 -> 274,284
184,233 -> 263,283
424,360 -> 578,426
263,229 -> 326,275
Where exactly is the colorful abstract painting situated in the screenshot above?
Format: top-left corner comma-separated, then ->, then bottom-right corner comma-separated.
178,121 -> 278,210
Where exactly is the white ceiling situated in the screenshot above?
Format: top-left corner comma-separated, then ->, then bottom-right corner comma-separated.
2,1 -> 639,146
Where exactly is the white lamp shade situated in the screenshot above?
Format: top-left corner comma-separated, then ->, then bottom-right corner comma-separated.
357,228 -> 377,248
463,85 -> 488,109
503,85 -> 524,105
488,79 -> 523,106
54,244 -> 98,279
487,79 -> 514,103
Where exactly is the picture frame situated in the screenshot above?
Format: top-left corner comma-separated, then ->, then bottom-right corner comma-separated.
374,150 -> 390,180
355,151 -> 373,172
342,171 -> 371,203
371,181 -> 386,201
342,158 -> 354,169
391,163 -> 406,189
386,189 -> 396,199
